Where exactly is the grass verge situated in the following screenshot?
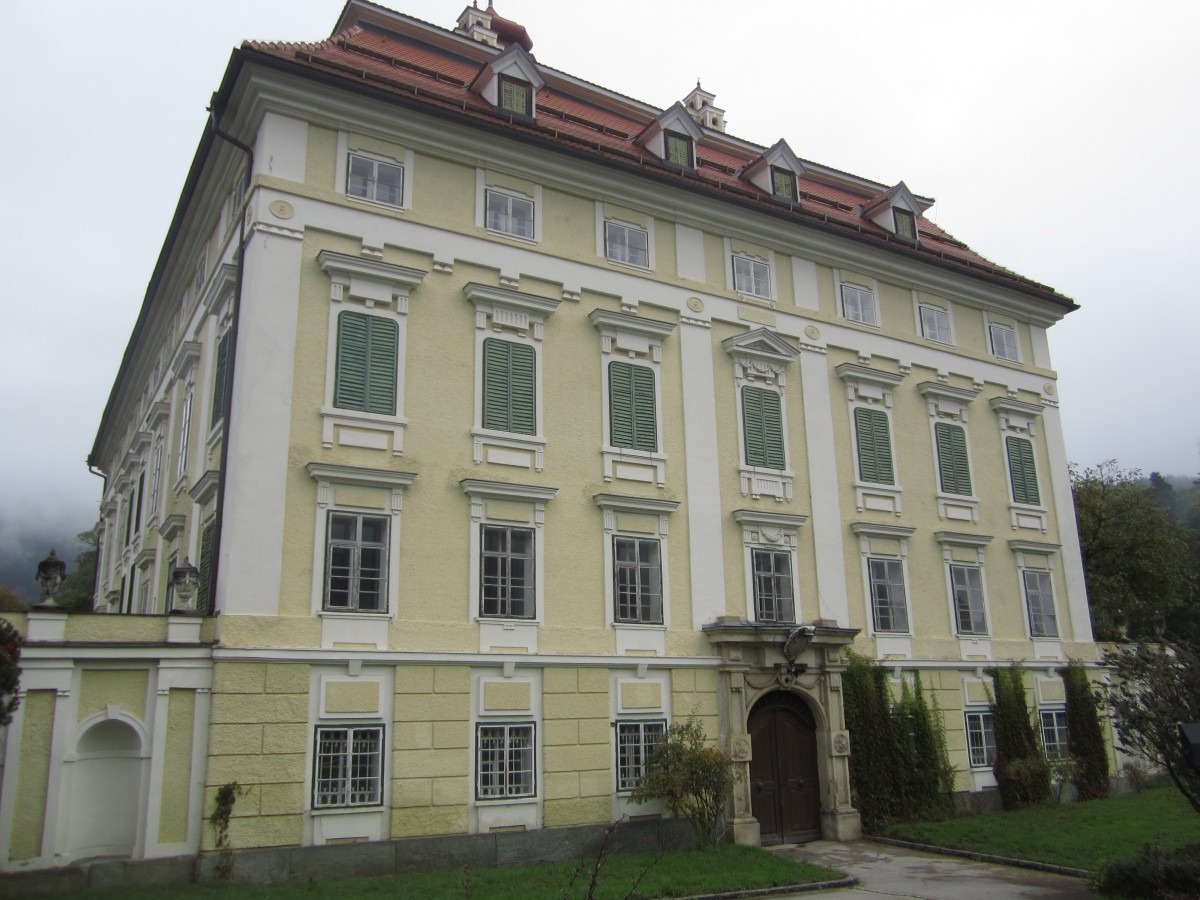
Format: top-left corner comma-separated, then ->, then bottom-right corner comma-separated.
884,786 -> 1200,872
73,844 -> 844,899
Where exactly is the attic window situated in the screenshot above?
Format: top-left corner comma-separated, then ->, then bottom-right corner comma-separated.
664,132 -> 694,169
894,209 -> 917,242
499,75 -> 532,117
770,167 -> 796,201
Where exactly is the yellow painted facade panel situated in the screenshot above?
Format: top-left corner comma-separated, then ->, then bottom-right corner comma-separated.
213,663 -> 267,695
9,690 -> 55,860
262,723 -> 309,755
543,668 -> 578,693
265,664 -> 311,694
544,742 -> 609,773
226,814 -> 304,849
325,680 -> 381,714
396,666 -> 436,694
577,718 -> 611,746
482,681 -> 532,711
576,668 -> 609,693
395,721 -> 434,750
77,669 -> 149,722
210,724 -> 265,756
211,694 -> 308,725
433,666 -> 471,694
620,682 -> 662,710
333,486 -> 388,509
543,797 -> 610,828
259,782 -> 304,816
614,513 -> 657,534
431,777 -> 468,806
158,689 -> 196,845
393,777 -> 433,808
484,500 -> 532,523
433,720 -> 470,749
542,719 -> 578,746
391,806 -> 468,838
544,771 -> 581,800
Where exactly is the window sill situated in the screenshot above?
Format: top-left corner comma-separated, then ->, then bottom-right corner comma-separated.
473,428 -> 546,471
854,482 -> 903,515
474,795 -> 538,806
843,318 -> 881,329
604,256 -> 652,273
320,609 -> 391,619
603,448 -> 666,487
321,408 -> 407,456
739,466 -> 793,502
346,194 -> 408,214
1008,502 -> 1048,533
484,227 -> 538,246
311,804 -> 385,817
936,492 -> 979,524
736,292 -> 775,308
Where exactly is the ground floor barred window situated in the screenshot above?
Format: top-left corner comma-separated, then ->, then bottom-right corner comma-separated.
313,725 -> 383,808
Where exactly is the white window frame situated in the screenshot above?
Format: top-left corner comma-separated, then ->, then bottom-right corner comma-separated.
312,724 -> 385,809
937,531 -> 994,641
603,219 -> 652,270
732,254 -> 772,300
307,464 -> 416,625
1022,569 -> 1059,639
589,310 -> 675,488
916,296 -> 954,345
476,722 -> 537,800
596,494 -> 679,655
615,719 -> 666,793
323,510 -> 390,613
965,710 -> 997,768
723,328 -> 800,502
466,283 -> 560,472
1011,540 -> 1064,645
317,251 -> 426,457
835,270 -> 879,326
851,523 -> 916,647
868,557 -> 909,634
838,364 -> 905,515
347,152 -> 404,208
919,382 -> 981,524
1040,708 -> 1070,760
991,397 -> 1048,533
334,135 -> 414,211
734,510 -> 807,625
987,316 -> 1021,362
476,172 -> 542,243
471,667 -> 543,829
175,385 -> 193,486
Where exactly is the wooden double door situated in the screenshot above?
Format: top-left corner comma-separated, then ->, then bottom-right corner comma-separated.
748,691 -> 821,845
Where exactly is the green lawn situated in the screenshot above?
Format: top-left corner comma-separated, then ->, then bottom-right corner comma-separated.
884,786 -> 1200,872
74,844 -> 843,899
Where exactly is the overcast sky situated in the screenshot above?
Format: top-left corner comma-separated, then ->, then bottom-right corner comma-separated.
3,0 -> 1197,556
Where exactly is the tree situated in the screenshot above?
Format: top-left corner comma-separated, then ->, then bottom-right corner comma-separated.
55,524 -> 99,612
1101,639 -> 1200,814
0,586 -> 27,612
1071,462 -> 1192,640
0,618 -> 22,726
630,715 -> 737,849
989,665 -> 1050,809
1060,658 -> 1109,800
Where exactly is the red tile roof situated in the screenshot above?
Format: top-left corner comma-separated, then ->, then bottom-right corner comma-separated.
243,11 -> 1073,309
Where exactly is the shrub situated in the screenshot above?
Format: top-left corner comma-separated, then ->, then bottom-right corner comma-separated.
990,665 -> 1050,809
1090,839 -> 1200,899
1124,760 -> 1151,793
631,715 -> 737,849
1061,658 -> 1109,800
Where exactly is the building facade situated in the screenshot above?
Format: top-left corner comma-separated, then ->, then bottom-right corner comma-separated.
2,0 -> 1101,872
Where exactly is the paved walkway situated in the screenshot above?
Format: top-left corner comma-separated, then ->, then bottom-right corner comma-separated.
770,839 -> 1094,899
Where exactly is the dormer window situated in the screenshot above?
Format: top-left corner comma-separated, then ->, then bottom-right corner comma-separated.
894,208 -> 917,241
664,131 -> 694,168
499,74 -> 532,116
860,181 -> 929,243
771,167 -> 796,201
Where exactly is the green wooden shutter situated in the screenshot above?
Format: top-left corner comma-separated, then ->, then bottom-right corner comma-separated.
609,362 -> 656,452
198,518 -> 216,615
742,387 -> 785,469
1007,436 -> 1040,505
501,78 -> 529,114
935,422 -> 972,495
210,331 -> 230,427
364,317 -> 398,415
483,339 -> 536,435
335,313 -> 397,415
854,407 -> 894,484
665,132 -> 691,166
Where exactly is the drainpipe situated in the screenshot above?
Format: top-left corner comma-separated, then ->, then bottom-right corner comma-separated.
204,94 -> 253,618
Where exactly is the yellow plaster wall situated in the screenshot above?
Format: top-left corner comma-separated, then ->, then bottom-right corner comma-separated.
77,669 -> 149,722
205,662 -> 310,850
671,668 -> 720,739
542,667 -> 612,827
391,665 -> 471,837
9,690 -> 55,860
158,689 -> 196,844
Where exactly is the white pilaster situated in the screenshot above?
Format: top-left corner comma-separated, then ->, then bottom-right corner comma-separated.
1040,401 -> 1093,642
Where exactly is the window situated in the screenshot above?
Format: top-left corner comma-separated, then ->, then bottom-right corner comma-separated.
752,549 -> 794,623
920,305 -> 952,343
1006,436 -> 1040,506
616,720 -> 666,792
989,322 -> 1019,361
608,362 -> 657,452
482,338 -> 536,435
334,312 -> 398,416
770,166 -> 796,201
854,407 -> 895,485
894,208 -> 917,241
965,711 -> 997,768
176,387 -> 193,480
325,512 -> 388,612
742,386 -> 785,469
733,255 -> 771,299
347,153 -> 403,207
841,284 -> 878,325
1040,710 -> 1069,760
210,330 -> 231,427
869,558 -> 909,633
613,536 -> 662,624
934,422 -> 972,496
198,516 -> 216,615
950,564 -> 987,635
313,725 -> 384,808
498,74 -> 533,116
1023,570 -> 1058,637
486,189 -> 534,239
477,723 -> 535,799
480,524 -> 534,618
605,221 -> 649,268
148,440 -> 162,521
664,131 -> 694,168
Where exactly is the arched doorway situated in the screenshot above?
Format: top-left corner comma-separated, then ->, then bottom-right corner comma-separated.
65,719 -> 143,860
748,691 -> 821,844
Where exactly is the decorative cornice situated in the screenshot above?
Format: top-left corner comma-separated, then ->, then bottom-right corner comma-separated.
849,522 -> 916,540
308,463 -> 418,491
460,478 -> 558,503
732,509 -> 808,530
934,531 -> 994,547
593,493 -> 680,516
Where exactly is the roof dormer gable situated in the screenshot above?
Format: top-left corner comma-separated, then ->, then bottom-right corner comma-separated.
635,102 -> 704,169
860,181 -> 930,243
741,139 -> 806,201
469,43 -> 545,119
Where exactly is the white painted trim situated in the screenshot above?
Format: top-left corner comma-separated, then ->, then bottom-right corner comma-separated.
1039,404 -> 1093,642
